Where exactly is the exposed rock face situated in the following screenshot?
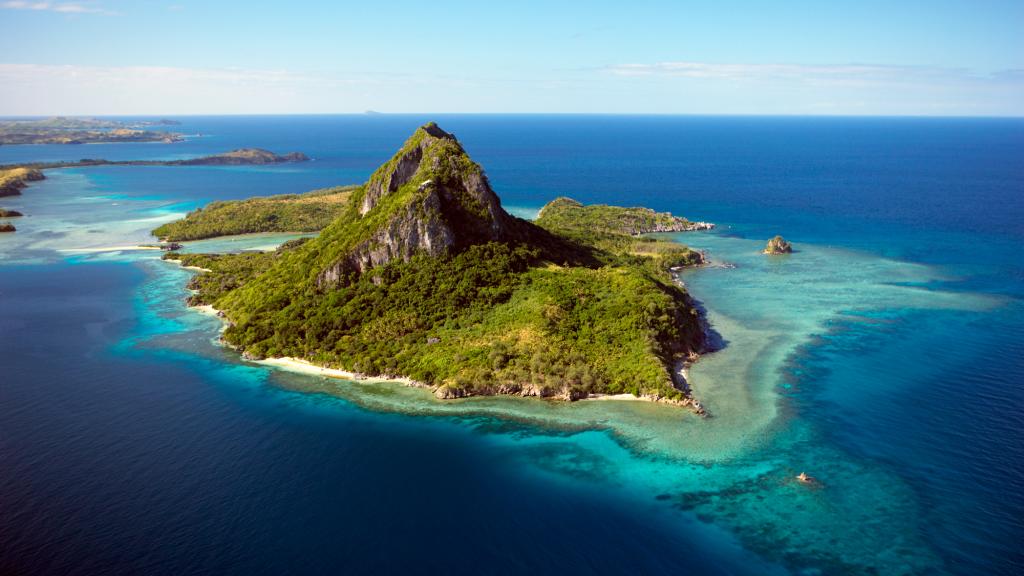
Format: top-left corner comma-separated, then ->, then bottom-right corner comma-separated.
0,209 -> 23,217
764,235 -> 793,254
0,223 -> 15,233
0,168 -> 44,198
317,123 -> 522,286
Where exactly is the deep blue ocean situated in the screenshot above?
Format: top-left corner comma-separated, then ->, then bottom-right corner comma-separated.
1,115 -> 1022,575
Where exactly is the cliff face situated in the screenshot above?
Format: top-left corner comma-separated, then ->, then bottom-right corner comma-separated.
0,168 -> 44,198
317,123 -> 521,286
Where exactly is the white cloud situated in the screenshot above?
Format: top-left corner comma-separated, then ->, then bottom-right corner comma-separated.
2,1 -> 108,14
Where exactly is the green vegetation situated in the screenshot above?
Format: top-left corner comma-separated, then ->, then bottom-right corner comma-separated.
174,123 -> 709,402
0,117 -> 182,145
537,197 -> 706,273
153,186 -> 355,241
164,250 -> 283,305
763,235 -> 793,254
537,197 -> 711,236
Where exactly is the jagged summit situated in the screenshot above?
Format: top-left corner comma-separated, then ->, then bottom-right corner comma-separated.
315,122 -> 524,285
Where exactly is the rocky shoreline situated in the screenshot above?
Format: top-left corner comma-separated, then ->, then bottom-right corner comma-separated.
0,167 -> 44,197
640,220 -> 715,234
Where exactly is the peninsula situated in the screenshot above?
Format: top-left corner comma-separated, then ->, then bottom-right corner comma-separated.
153,185 -> 354,241
167,123 -> 714,407
0,148 -> 310,172
0,167 -> 44,197
538,197 -> 714,235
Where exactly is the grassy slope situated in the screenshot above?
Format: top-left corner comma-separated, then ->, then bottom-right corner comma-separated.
152,186 -> 355,241
536,197 -> 705,271
537,196 -> 692,234
175,125 -> 706,400
0,167 -> 44,197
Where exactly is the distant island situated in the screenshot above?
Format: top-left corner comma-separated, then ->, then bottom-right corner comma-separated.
153,185 -> 354,241
165,123 -> 714,410
0,117 -> 183,146
0,208 -> 23,217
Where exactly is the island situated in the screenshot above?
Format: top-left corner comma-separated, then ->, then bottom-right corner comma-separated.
0,209 -> 23,217
165,123 -> 715,409
152,185 -> 355,241
763,235 -> 793,254
0,117 -> 183,146
0,223 -> 15,233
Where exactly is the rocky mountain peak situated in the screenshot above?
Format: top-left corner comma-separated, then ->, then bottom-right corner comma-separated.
317,123 -> 522,286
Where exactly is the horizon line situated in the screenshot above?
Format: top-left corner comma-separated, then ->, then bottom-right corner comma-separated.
2,112 -> 1023,119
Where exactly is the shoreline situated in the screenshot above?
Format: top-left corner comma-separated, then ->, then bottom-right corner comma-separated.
165,257 -> 708,413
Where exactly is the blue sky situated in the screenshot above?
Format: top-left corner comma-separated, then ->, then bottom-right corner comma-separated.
1,0 -> 1022,115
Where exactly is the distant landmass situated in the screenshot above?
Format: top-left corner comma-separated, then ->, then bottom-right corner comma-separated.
166,123 -> 713,409
0,117 -> 183,145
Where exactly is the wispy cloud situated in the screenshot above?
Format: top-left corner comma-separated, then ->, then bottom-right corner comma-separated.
2,1 -> 109,14
0,64 -> 382,114
604,61 -> 1019,87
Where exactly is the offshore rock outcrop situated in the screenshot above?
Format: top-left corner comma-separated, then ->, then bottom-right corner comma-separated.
763,235 -> 793,255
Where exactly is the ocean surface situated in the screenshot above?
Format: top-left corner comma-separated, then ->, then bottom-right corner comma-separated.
1,115 -> 1022,575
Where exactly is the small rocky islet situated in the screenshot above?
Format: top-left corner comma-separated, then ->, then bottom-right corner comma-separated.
763,235 -> 793,254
